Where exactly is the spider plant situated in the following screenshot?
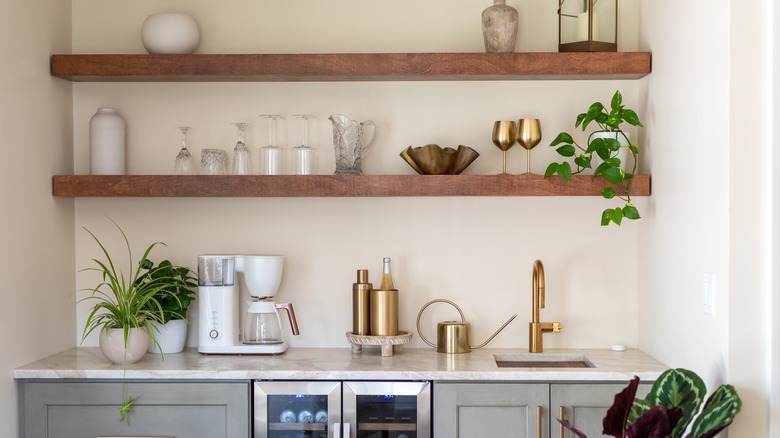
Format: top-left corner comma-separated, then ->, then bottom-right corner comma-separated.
79,218 -> 181,424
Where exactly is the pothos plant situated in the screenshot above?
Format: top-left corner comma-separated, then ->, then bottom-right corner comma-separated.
544,90 -> 643,226
559,368 -> 742,438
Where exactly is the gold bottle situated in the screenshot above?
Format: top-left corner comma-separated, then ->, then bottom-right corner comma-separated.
352,269 -> 372,335
370,257 -> 399,336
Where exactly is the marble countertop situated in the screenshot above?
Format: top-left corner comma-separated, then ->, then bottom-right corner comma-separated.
14,347 -> 667,382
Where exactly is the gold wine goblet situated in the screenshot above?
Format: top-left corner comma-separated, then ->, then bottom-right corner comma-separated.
517,118 -> 542,174
492,120 -> 517,174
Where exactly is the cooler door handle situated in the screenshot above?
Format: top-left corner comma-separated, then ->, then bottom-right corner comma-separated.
333,423 -> 350,438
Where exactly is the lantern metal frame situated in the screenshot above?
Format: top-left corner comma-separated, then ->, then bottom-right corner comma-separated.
558,0 -> 618,52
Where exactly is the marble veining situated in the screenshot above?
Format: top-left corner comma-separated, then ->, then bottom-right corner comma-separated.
14,347 -> 667,382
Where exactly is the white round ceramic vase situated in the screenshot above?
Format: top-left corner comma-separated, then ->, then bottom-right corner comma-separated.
89,108 -> 126,175
147,319 -> 188,354
99,327 -> 149,364
141,13 -> 200,54
590,131 -> 631,172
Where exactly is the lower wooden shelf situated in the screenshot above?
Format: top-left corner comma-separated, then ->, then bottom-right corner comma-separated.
51,174 -> 651,197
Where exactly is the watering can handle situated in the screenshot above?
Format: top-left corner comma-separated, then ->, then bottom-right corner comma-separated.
416,299 -> 466,348
361,120 -> 377,152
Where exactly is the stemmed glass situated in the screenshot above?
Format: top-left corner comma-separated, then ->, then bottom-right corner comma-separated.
491,120 -> 517,174
174,126 -> 197,175
259,115 -> 284,175
230,122 -> 251,175
291,114 -> 317,175
517,118 -> 542,174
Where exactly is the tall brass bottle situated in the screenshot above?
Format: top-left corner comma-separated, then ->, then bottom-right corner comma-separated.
370,257 -> 399,336
352,269 -> 372,335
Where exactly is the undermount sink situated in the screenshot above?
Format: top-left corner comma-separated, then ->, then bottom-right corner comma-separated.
494,353 -> 595,369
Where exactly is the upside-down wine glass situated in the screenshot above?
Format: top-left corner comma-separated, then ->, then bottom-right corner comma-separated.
259,114 -> 284,175
231,122 -> 251,175
291,114 -> 317,175
174,126 -> 196,175
491,120 -> 517,175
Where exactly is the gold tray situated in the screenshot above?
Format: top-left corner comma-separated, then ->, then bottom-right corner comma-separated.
345,331 -> 413,357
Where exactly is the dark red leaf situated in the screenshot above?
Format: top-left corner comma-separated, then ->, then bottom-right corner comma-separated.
558,418 -> 588,438
603,376 -> 640,437
625,406 -> 683,438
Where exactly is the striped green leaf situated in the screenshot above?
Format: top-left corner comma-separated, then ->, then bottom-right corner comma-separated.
644,368 -> 707,438
687,384 -> 742,438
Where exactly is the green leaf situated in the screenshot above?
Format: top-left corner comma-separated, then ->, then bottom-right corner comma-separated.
119,396 -> 137,425
629,144 -> 639,155
550,132 -> 574,147
610,208 -> 624,225
623,204 -> 641,220
604,138 -> 621,151
587,137 -> 607,154
688,384 -> 742,438
602,187 -> 616,199
645,368 -> 707,438
559,162 -> 572,180
602,167 -> 624,185
601,209 -> 612,226
575,113 -> 587,128
556,145 -> 576,157
621,108 -> 643,127
574,155 -> 591,169
544,163 -> 559,179
611,90 -> 623,112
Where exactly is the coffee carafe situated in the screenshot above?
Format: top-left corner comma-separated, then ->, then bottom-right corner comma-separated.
197,254 -> 299,354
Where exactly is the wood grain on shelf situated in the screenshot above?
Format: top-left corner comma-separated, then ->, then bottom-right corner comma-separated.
51,174 -> 651,197
50,52 -> 651,82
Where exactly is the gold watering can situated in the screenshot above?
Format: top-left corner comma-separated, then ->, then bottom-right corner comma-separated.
416,299 -> 517,354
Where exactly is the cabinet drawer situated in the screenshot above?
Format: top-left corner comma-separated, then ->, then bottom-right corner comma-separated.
20,380 -> 250,438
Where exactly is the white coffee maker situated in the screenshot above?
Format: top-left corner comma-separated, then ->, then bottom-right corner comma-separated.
197,254 -> 299,354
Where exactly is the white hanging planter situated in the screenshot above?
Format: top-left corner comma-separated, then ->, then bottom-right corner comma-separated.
590,131 -> 631,172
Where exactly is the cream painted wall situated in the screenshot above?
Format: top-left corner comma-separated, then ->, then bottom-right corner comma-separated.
0,0 -> 74,436
639,0 -> 773,436
71,0 -> 646,352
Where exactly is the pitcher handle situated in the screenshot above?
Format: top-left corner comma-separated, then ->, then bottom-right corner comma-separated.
361,120 -> 377,152
275,303 -> 300,335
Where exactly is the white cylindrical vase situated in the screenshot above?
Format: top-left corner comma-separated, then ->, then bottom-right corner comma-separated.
89,108 -> 126,175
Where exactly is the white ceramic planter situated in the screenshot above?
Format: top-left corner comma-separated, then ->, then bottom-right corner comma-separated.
99,327 -> 149,364
590,131 -> 631,172
89,108 -> 126,175
148,319 -> 188,354
141,13 -> 200,54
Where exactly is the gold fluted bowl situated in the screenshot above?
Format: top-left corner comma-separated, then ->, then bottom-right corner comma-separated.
400,144 -> 480,175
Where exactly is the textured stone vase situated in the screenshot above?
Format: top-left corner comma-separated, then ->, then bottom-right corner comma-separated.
482,0 -> 519,52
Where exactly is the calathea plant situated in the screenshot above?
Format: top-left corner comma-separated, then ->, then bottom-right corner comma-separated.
544,90 -> 643,226
559,368 -> 742,438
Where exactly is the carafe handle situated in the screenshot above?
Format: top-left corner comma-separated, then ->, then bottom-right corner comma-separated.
275,303 -> 300,335
361,120 -> 377,153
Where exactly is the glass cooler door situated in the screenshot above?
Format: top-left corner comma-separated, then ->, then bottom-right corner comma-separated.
343,382 -> 431,438
254,381 -> 341,438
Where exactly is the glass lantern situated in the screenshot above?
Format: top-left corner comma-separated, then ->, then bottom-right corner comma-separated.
558,0 -> 617,52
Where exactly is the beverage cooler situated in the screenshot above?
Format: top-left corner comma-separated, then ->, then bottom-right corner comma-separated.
254,381 -> 431,438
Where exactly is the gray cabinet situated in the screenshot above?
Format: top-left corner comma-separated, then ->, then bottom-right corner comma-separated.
551,383 -> 651,438
19,380 -> 250,438
434,382 -> 651,438
434,382 -> 550,437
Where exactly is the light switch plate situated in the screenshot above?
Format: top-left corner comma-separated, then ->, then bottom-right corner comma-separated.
702,272 -> 716,316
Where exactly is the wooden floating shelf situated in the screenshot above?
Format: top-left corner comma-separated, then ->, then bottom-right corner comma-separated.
50,52 -> 651,82
52,174 -> 651,197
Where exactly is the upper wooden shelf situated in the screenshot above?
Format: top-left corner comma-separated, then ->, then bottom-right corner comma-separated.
50,52 -> 651,82
52,174 -> 651,197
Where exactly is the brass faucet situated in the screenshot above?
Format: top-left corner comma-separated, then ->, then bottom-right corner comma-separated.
529,260 -> 562,353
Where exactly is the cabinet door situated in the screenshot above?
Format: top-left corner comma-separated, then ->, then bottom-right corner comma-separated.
551,383 -> 651,438
20,380 -> 250,438
434,382 -> 549,437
